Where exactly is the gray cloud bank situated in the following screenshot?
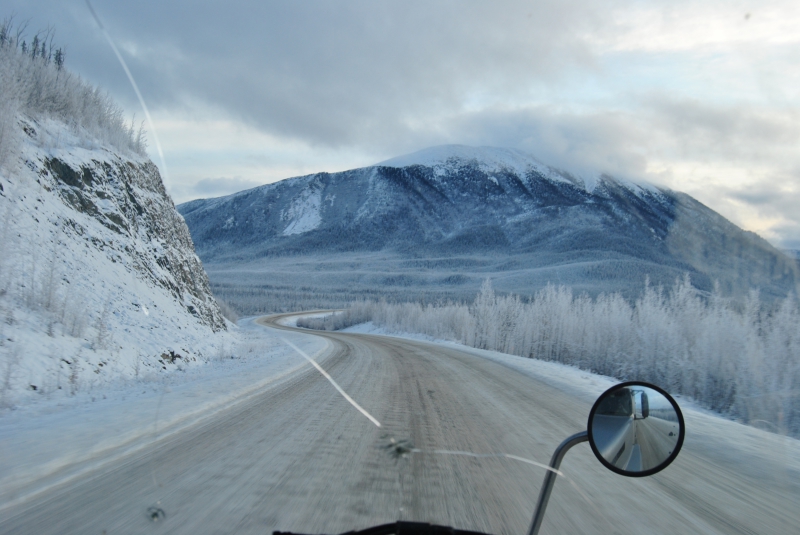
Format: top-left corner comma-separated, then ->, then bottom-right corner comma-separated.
5,0 -> 800,247
174,176 -> 264,201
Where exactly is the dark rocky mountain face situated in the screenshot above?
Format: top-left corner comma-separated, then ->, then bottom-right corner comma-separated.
50,160 -> 226,332
26,120 -> 226,332
0,115 -> 229,404
178,146 -> 799,311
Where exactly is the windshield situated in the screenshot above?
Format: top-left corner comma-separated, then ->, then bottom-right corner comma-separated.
596,389 -> 634,417
1,2 -> 799,535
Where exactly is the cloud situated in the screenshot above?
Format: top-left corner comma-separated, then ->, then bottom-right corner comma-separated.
170,176 -> 265,204
417,106 -> 648,181
591,1 -> 800,54
192,177 -> 263,196
4,0 -> 800,247
5,0 -> 614,143
642,96 -> 800,163
677,165 -> 800,246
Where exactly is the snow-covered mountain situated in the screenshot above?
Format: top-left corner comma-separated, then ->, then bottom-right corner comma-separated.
0,116 -> 229,407
376,145 -> 603,192
178,145 -> 800,310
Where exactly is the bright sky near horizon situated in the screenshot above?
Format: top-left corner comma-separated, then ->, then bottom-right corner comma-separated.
6,1 -> 800,249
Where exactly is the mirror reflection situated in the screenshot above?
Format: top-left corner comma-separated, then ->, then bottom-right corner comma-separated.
589,385 -> 681,473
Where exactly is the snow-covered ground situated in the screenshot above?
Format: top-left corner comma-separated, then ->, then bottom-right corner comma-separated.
0,317 -> 327,509
0,116 -> 227,409
282,184 -> 323,236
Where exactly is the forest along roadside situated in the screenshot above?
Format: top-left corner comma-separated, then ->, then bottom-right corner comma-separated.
0,317 -> 327,510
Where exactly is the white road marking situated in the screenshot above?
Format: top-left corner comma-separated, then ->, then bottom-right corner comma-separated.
411,448 -> 564,476
281,337 -> 382,428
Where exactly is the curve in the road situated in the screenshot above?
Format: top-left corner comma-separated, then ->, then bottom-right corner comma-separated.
1,313 -> 797,535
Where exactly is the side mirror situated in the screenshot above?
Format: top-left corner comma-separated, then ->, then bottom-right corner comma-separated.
587,381 -> 684,477
529,382 -> 685,535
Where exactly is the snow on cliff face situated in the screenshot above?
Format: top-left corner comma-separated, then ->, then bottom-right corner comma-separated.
282,183 -> 323,236
378,145 -> 543,174
377,145 -> 584,188
0,117 -> 230,408
376,145 -> 665,197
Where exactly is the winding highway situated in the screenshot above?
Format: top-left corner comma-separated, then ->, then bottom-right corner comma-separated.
1,314 -> 798,534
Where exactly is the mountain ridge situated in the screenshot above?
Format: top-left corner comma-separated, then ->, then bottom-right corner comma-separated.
374,144 -> 635,194
178,145 -> 799,312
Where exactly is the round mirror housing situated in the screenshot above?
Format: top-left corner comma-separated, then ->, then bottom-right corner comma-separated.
587,382 -> 684,477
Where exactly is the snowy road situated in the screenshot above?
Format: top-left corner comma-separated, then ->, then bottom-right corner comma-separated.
634,416 -> 681,469
1,314 -> 799,534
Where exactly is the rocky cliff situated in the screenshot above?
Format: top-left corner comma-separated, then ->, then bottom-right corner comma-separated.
37,127 -> 225,331
0,116 -> 227,406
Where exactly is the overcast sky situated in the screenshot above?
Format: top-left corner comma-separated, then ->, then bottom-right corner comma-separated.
7,1 -> 800,249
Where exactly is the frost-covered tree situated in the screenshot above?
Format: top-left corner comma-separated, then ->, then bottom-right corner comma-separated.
0,18 -> 147,168
325,277 -> 800,436
53,47 -> 64,70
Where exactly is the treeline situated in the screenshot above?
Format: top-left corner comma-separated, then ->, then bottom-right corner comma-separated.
297,305 -> 373,330
0,18 -> 146,167
313,277 -> 800,436
208,280 -> 472,316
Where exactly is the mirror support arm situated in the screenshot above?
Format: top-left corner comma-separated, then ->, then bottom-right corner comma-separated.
527,431 -> 588,535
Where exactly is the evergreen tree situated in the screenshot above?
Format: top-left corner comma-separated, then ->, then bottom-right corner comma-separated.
54,48 -> 64,69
